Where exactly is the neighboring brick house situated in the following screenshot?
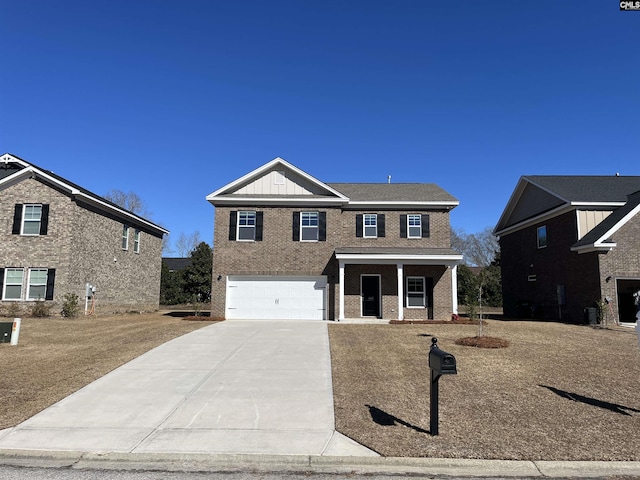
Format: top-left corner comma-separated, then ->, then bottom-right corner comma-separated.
495,175 -> 640,324
0,153 -> 168,313
207,157 -> 462,321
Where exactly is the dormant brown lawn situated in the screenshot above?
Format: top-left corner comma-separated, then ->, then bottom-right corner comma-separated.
2,314 -> 639,461
0,313 -> 216,430
329,320 -> 640,461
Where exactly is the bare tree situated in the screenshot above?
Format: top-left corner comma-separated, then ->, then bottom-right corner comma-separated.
175,231 -> 202,257
452,226 -> 498,267
104,189 -> 151,218
161,233 -> 172,255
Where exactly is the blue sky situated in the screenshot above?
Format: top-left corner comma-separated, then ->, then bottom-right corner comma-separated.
2,1 -> 638,253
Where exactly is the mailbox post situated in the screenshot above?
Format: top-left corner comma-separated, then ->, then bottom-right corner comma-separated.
428,337 -> 457,435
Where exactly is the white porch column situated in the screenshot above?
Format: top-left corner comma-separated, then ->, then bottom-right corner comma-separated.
339,260 -> 345,321
451,264 -> 459,314
397,263 -> 404,321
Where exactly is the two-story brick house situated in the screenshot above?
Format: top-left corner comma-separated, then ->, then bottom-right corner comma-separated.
207,157 -> 462,321
495,175 -> 640,324
0,153 -> 168,313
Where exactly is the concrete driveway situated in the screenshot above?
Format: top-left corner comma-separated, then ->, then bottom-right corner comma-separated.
0,320 -> 376,456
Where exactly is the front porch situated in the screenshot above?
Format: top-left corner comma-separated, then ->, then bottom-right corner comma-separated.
334,248 -> 463,322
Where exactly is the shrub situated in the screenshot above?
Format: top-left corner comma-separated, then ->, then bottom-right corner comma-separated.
1,302 -> 22,318
60,293 -> 81,318
30,301 -> 52,317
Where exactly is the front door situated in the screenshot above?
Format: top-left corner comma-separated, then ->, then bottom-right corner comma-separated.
361,275 -> 381,318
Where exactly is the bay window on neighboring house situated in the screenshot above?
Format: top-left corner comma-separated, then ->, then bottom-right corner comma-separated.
406,276 -> 426,308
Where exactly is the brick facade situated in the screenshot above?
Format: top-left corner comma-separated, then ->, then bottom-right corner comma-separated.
1,176 -> 164,315
500,184 -> 640,325
500,211 -> 601,322
212,205 -> 457,321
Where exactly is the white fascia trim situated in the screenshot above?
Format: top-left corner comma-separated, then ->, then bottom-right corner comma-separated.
0,163 -> 168,235
210,196 -> 347,207
570,202 -> 626,207
74,192 -> 169,234
571,243 -> 617,254
336,253 -> 463,266
494,204 -> 574,237
345,200 -> 459,210
206,157 -> 349,202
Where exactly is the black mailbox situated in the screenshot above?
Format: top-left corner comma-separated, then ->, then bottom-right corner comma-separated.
428,337 -> 457,436
429,341 -> 457,375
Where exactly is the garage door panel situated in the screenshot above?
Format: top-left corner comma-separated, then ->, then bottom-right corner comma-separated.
226,276 -> 326,320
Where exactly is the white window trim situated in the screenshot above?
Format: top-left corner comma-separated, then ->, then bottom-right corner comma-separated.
407,214 -> 422,239
3,268 -> 24,301
537,225 -> 547,249
133,229 -> 141,253
237,211 -> 257,242
122,225 -> 129,250
406,276 -> 426,308
301,211 -> 319,242
21,204 -> 42,236
364,214 -> 378,238
27,268 -> 48,300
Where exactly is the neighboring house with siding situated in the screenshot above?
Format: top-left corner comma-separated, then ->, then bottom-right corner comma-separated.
0,153 -> 168,313
495,175 -> 640,324
207,157 -> 462,321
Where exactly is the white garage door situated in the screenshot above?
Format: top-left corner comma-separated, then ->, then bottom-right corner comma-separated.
226,276 -> 327,320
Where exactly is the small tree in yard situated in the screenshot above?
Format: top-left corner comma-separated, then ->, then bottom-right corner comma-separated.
183,242 -> 212,305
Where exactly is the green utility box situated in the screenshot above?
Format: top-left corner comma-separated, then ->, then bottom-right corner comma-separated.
0,322 -> 12,344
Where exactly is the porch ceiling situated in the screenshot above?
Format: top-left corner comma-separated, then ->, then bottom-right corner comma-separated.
335,247 -> 462,265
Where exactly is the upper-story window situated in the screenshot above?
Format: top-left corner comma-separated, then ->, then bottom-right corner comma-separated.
301,212 -> 319,241
364,214 -> 377,238
229,211 -> 263,241
238,211 -> 257,241
23,205 -> 42,235
400,214 -> 430,239
356,214 -> 386,238
133,229 -> 141,253
292,211 -> 326,242
122,225 -> 129,250
408,215 -> 421,238
12,204 -> 49,236
537,225 -> 547,249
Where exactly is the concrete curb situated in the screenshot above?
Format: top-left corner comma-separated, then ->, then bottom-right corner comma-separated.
1,450 -> 640,477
